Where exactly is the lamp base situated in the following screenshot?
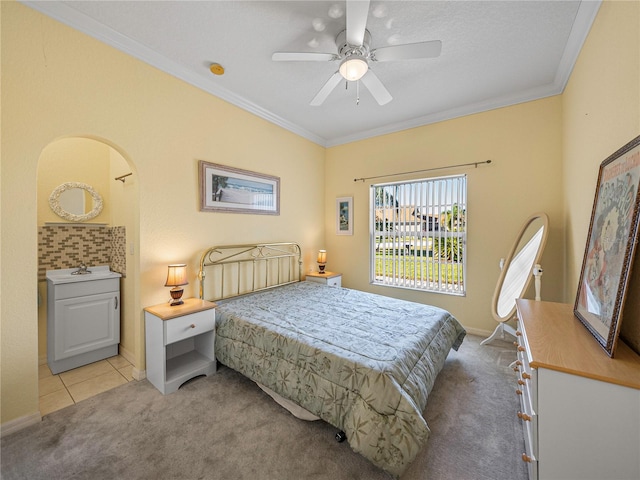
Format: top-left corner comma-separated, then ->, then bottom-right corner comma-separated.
169,287 -> 184,306
318,264 -> 326,274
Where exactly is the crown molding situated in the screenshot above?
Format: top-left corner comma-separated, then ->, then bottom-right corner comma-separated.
20,1 -> 328,146
21,0 -> 601,148
327,0 -> 602,147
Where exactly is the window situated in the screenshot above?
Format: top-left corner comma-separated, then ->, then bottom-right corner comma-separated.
370,174 -> 466,295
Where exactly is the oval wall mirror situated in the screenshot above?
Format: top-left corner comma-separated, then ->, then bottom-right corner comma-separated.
49,182 -> 103,222
482,212 -> 549,345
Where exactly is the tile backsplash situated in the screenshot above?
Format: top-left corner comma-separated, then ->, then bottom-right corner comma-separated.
38,224 -> 126,281
110,226 -> 127,275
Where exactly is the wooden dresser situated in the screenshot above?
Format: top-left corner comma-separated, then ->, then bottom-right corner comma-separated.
515,299 -> 640,480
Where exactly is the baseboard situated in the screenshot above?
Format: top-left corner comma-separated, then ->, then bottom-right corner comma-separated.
118,345 -> 146,380
463,326 -> 492,337
118,345 -> 135,365
131,368 -> 146,381
1,412 -> 41,438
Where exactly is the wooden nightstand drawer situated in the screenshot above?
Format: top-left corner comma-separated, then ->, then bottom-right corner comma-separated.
165,309 -> 215,345
325,276 -> 341,287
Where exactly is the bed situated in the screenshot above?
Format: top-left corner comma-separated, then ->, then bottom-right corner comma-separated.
198,243 -> 466,477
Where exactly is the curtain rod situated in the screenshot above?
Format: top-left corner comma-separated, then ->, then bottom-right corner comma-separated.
353,159 -> 492,183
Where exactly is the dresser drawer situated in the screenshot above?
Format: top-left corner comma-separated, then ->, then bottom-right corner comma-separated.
522,418 -> 538,480
516,332 -> 538,413
517,386 -> 538,451
165,309 -> 215,345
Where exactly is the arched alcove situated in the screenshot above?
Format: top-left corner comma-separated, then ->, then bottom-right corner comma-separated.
36,136 -> 141,402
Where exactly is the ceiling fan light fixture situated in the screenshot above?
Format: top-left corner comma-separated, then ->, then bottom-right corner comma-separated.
339,55 -> 368,81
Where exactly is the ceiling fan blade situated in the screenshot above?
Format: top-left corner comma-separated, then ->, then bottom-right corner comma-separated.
372,40 -> 442,62
360,70 -> 392,105
346,0 -> 370,46
310,72 -> 343,106
272,52 -> 338,62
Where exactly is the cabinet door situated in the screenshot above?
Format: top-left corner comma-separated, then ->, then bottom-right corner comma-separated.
53,292 -> 120,360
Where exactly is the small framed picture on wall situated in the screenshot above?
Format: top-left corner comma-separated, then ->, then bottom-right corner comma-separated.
336,197 -> 353,235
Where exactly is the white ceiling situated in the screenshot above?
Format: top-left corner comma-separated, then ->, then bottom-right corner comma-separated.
24,1 -> 601,147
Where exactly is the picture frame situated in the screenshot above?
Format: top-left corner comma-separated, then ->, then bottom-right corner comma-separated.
336,196 -> 353,235
199,161 -> 280,215
574,135 -> 640,357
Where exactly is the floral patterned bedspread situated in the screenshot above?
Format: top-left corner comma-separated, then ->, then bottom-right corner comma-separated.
214,281 -> 466,477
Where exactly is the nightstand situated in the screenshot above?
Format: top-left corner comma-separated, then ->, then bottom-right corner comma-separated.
305,271 -> 342,287
144,298 -> 217,394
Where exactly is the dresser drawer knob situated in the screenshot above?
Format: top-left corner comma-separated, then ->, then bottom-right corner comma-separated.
515,360 -> 522,366
522,453 -> 533,463
190,324 -> 196,329
518,379 -> 525,386
517,411 -> 532,422
517,345 -> 526,352
513,366 -> 520,372
515,389 -> 523,395
516,330 -> 522,336
522,372 -> 531,380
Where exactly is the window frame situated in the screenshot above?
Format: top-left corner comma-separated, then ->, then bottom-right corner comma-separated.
369,174 -> 467,296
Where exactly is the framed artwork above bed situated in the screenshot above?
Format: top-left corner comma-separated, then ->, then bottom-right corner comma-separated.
199,161 -> 280,215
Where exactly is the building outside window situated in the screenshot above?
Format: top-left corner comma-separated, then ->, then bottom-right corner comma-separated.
370,174 -> 467,295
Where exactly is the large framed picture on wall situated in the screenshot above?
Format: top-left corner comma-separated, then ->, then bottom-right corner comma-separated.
199,161 -> 280,215
574,135 -> 640,357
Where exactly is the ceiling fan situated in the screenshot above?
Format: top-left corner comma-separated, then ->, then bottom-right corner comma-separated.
272,0 -> 442,106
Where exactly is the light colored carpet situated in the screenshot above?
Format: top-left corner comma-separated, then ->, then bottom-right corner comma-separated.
1,334 -> 527,480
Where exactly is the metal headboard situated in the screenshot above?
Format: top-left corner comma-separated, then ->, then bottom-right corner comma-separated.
198,242 -> 302,302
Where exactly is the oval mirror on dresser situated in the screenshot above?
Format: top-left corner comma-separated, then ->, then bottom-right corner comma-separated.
49,182 -> 103,222
482,212 -> 549,345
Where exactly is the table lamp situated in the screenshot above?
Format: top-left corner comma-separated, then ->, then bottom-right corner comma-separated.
317,250 -> 327,274
165,264 -> 188,306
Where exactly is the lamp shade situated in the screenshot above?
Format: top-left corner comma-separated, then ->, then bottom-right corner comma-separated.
317,250 -> 327,264
339,55 -> 368,81
165,264 -> 188,287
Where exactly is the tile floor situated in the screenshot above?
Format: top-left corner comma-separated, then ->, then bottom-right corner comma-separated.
38,355 -> 134,416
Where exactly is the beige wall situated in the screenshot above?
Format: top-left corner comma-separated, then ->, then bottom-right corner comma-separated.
562,0 -> 640,299
1,2 -> 325,427
2,0 -> 639,431
108,147 -> 139,364
325,97 -> 565,333
37,138 -> 112,225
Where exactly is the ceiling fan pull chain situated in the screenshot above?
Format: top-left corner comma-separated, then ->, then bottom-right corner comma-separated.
356,80 -> 360,106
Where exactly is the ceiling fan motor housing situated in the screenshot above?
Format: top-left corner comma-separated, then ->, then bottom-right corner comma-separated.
337,29 -> 372,59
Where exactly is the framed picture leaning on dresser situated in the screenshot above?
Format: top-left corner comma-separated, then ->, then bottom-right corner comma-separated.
574,135 -> 640,357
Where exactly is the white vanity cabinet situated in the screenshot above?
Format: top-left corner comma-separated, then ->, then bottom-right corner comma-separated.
47,268 -> 121,374
515,299 -> 640,480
